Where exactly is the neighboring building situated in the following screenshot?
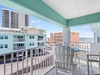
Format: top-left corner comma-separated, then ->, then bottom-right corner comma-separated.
0,27 -> 46,54
92,24 -> 100,43
46,37 -> 50,44
2,8 -> 29,28
50,32 -> 79,44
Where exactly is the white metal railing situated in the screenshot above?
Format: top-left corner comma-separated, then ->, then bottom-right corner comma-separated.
13,38 -> 25,42
0,45 -> 54,75
70,42 -> 91,52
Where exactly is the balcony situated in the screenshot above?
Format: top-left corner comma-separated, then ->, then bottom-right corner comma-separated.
0,0 -> 100,75
13,46 -> 25,50
13,38 -> 25,42
0,43 -> 100,75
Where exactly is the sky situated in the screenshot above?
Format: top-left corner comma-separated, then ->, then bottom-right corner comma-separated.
0,5 -> 94,38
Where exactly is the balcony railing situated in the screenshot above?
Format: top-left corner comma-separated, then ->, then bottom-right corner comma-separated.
13,38 -> 25,42
13,46 -> 25,50
1,42 -> 99,75
0,45 -> 54,75
37,38 -> 43,41
70,42 -> 91,51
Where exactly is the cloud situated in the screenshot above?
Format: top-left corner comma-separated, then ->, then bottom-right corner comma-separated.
31,21 -> 35,23
31,20 -> 40,23
82,26 -> 90,29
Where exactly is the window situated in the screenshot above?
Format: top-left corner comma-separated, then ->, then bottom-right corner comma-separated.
32,36 -> 34,39
30,36 -> 31,39
5,44 -> 8,48
30,43 -> 31,46
5,35 -> 8,39
0,35 -> 4,39
0,44 -> 3,48
30,36 -> 34,39
30,42 -> 34,46
38,36 -> 43,40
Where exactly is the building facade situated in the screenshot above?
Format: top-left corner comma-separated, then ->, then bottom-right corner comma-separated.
50,32 -> 79,44
2,9 -> 29,28
0,27 -> 46,54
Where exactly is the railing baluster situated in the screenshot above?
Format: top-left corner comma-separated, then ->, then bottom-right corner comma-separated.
30,49 -> 33,75
35,48 -> 36,75
4,55 -> 6,75
43,48 -> 44,74
17,52 -> 19,75
38,48 -> 39,75
22,51 -> 24,75
45,48 -> 46,73
26,50 -> 28,75
0,45 -> 55,75
41,48 -> 42,75
11,53 -> 13,75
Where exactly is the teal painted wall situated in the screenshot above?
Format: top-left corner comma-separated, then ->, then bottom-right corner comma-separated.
0,33 -> 46,54
0,33 -> 13,54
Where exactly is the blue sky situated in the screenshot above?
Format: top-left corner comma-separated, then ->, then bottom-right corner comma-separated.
0,5 -> 94,38
71,25 -> 94,38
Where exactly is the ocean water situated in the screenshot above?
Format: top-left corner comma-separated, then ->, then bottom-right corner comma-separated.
79,38 -> 94,43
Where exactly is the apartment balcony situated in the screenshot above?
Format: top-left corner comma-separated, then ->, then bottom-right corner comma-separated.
37,38 -> 44,41
13,38 -> 25,42
0,43 -> 100,75
13,46 -> 25,50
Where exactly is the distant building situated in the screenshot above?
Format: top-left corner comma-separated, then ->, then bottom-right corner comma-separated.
2,8 -> 29,28
50,32 -> 79,44
0,27 -> 46,54
46,37 -> 50,44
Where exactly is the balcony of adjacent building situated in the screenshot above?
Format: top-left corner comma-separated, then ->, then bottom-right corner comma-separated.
37,36 -> 44,41
13,35 -> 25,42
13,43 -> 25,50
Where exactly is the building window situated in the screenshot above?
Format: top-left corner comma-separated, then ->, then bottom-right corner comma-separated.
0,44 -> 3,48
30,36 -> 31,39
30,42 -> 34,46
30,36 -> 34,39
38,36 -> 43,41
0,35 -> 4,39
5,44 -> 8,48
32,36 -> 34,39
30,43 -> 31,46
38,42 -> 44,46
5,35 -> 8,39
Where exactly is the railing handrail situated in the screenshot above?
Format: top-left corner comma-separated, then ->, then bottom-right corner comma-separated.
0,44 -> 54,56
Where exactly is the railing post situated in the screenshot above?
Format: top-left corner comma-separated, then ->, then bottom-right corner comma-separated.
30,49 -> 33,75
87,55 -> 89,75
4,55 -> 6,75
26,50 -> 28,75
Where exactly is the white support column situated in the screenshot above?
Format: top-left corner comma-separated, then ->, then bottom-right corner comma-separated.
63,27 -> 70,46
